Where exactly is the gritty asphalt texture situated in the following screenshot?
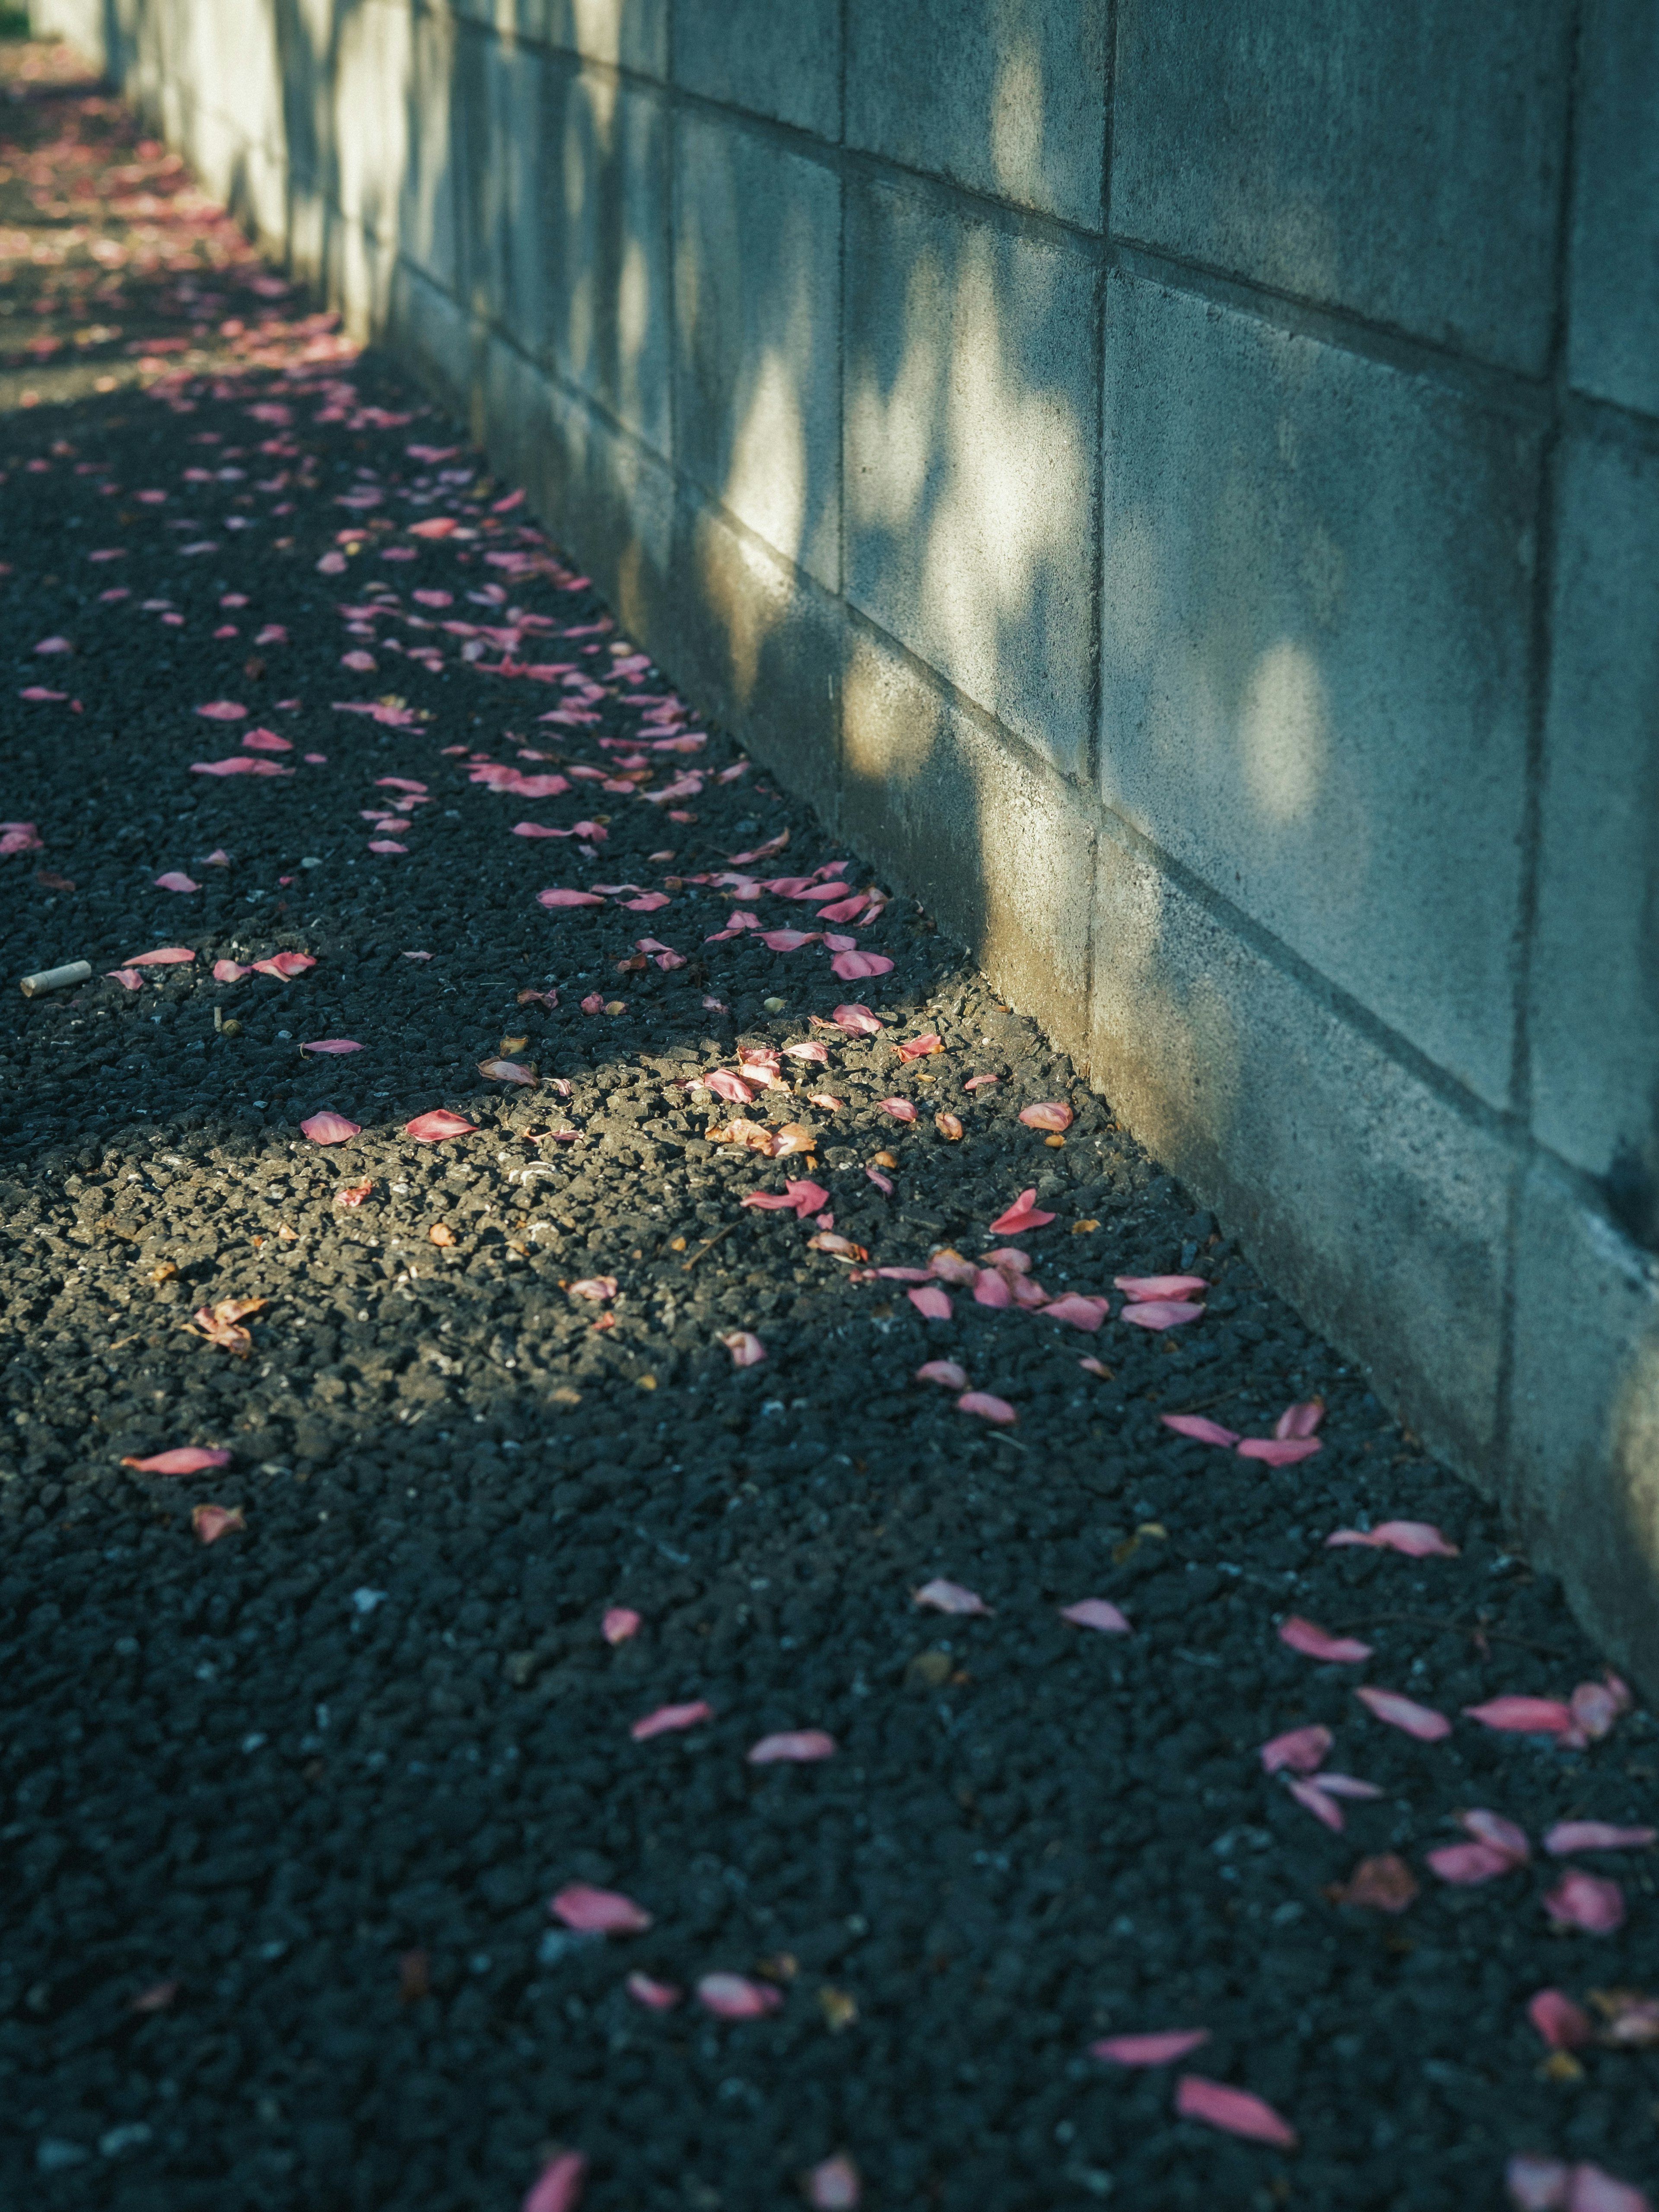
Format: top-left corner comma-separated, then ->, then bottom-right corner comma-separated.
1,35 -> 1656,2212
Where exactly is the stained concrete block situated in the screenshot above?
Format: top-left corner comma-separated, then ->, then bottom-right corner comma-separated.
673,114 -> 841,590
541,65 -> 672,454
397,2 -> 467,297
1568,3 -> 1659,419
1506,1163 -> 1659,1702
1112,0 -> 1572,375
674,0 -> 840,140
1530,430 -> 1659,1231
844,177 -> 1098,779
1100,273 -> 1535,1109
841,624 -> 1095,1060
1087,826 -> 1511,1477
846,0 -> 1109,230
469,36 -> 550,354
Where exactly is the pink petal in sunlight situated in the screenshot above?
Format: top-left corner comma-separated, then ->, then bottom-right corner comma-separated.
1018,1101 -> 1073,1131
1091,2028 -> 1210,2066
915,1579 -> 990,1616
300,1112 -> 361,1145
1355,1687 -> 1452,1741
1174,2075 -> 1297,2149
121,1446 -> 231,1475
830,949 -> 893,981
404,1111 -> 477,1143
631,1701 -> 713,1742
1122,1300 -> 1207,1333
988,1189 -> 1055,1234
720,1331 -> 766,1367
125,947 -> 197,967
550,1885 -> 652,1935
1325,1521 -> 1460,1558
602,1608 -> 641,1646
1278,1617 -> 1373,1664
1060,1599 -> 1131,1634
747,1731 -> 836,1765
865,1166 -> 894,1195
832,1004 -> 884,1035
1160,1414 -> 1241,1447
879,1098 -> 917,1121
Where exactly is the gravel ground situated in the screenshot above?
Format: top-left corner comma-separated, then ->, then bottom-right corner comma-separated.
1,35 -> 1656,2212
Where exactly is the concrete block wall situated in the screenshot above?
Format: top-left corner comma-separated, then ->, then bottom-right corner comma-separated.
32,0 -> 1659,1697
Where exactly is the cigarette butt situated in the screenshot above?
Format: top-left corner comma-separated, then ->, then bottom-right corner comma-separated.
20,960 -> 92,998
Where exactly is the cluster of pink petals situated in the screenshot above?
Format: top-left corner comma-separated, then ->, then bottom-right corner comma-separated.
1163,1399 -> 1323,1459
1325,1520 -> 1460,1557
1464,1675 -> 1631,1748
1257,1724 -> 1379,1831
1427,1809 -> 1530,1885
1506,2155 -> 1652,2212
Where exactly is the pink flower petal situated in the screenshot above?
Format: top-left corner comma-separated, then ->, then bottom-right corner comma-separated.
120,1446 -> 231,1475
1091,2028 -> 1211,2066
830,949 -> 894,981
973,1268 -> 1013,1309
537,887 -> 606,907
1060,1599 -> 1131,1634
720,1330 -> 766,1368
1324,1520 -> 1460,1557
153,871 -> 199,893
806,2154 -> 861,2210
1544,1821 -> 1656,1855
522,2151 -> 587,2212
879,1098 -> 917,1121
747,1730 -> 836,1764
1568,2165 -> 1653,2212
1042,1294 -> 1111,1331
602,1608 -> 641,1645
568,1278 -> 617,1303
697,1973 -> 783,2020
299,1038 -> 362,1055
1463,1696 -> 1576,1736
916,1360 -> 969,1389
1115,1274 -> 1209,1300
1174,2075 -> 1297,2149
988,1189 -> 1055,1234
831,1003 -> 883,1034
864,1167 -> 893,1195
192,1504 -> 245,1545
368,839 -> 408,855
550,1884 -> 652,1935
1274,1399 -> 1326,1439
1278,1616 -> 1373,1664
1527,1990 -> 1594,2050
957,1390 -> 1017,1424
625,1972 -> 681,2012
1571,1676 -> 1632,1741
908,1284 -> 952,1320
300,1112 -> 361,1145
125,947 -> 197,967
1544,1871 -> 1626,1933
1161,1414 -> 1242,1447
631,1700 -> 713,1742
250,951 -> 315,979
194,698 -> 248,719
1287,1777 -> 1348,1831
1236,1435 -> 1323,1463
1260,1725 -> 1332,1777
106,968 -> 142,990
1018,1101 -> 1073,1131
405,1110 -> 477,1143
915,1578 -> 990,1616
1117,1298 -> 1206,1334
1354,1686 -> 1452,1741
1309,1773 -> 1383,1801
1427,1841 -> 1519,1885
1462,1809 -> 1531,1863
1508,2158 -> 1572,2212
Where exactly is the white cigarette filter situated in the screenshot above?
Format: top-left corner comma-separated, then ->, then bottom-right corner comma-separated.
19,960 -> 92,998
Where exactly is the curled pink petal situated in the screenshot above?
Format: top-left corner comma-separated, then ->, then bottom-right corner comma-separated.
908,1284 -> 952,1320
154,871 -> 200,893
1463,1696 -> 1576,1737
957,1391 -> 1017,1424
630,1700 -> 713,1742
988,1189 -> 1055,1234
1060,1599 -> 1131,1634
1042,1293 -> 1111,1331
1259,1724 -> 1332,1776
973,1268 -> 1013,1309
747,1730 -> 836,1764
879,1098 -> 917,1122
1544,1821 -> 1656,1856
915,1578 -> 990,1616
121,1446 -> 231,1475
1091,2028 -> 1210,2066
1174,2075 -> 1297,2149
192,1505 -> 245,1545
301,1112 -> 361,1145
1161,1414 -> 1241,1447
697,1972 -> 783,2019
126,946 -> 196,966
213,958 -> 251,981
405,1110 -> 477,1143
569,1277 -> 617,1302
1278,1616 -> 1373,1664
1528,1990 -> 1594,2051
720,1330 -> 766,1367
1018,1101 -> 1073,1131
625,1972 -> 680,2012
706,1068 -> 754,1104
1544,1871 -> 1625,1933
1570,1678 -> 1630,1742
602,1608 -> 641,1645
550,1884 -> 652,1934
1274,1400 -> 1326,1439
1236,1435 -> 1322,1462
1354,1687 -> 1452,1741
833,1003 -> 884,1035
1116,1274 -> 1208,1300
1325,1520 -> 1459,1557
830,949 -> 893,981
806,2154 -> 861,2210
1462,1809 -> 1530,1863
1121,1300 -> 1206,1332
523,2151 -> 587,2212
916,1360 -> 969,1389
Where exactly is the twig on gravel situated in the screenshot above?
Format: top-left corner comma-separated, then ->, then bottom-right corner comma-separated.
1329,1611 -> 1562,1657
683,1220 -> 742,1271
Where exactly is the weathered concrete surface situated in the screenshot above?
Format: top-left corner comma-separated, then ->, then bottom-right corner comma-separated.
26,0 -> 1659,1700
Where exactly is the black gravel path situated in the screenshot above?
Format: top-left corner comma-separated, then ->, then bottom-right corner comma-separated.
1,35 -> 1656,2212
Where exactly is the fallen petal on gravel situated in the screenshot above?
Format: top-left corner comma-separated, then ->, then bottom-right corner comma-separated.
550,1884 -> 652,1934
1041,1294 -> 1110,1330
1325,1520 -> 1460,1557
720,1330 -> 766,1367
1236,1434 -> 1322,1462
568,1278 -> 617,1302
154,870 -> 199,893
1091,2028 -> 1210,2066
625,1973 -> 680,2012
1121,1300 -> 1206,1332
1428,1841 -> 1521,1885
1463,1696 -> 1576,1736
1355,1687 -> 1452,1740
1160,1414 -> 1240,1447
957,1391 -> 1016,1424
1174,2075 -> 1297,2148
1116,1275 -> 1208,1300
191,1504 -> 245,1545
522,2151 -> 587,2212
915,1579 -> 990,1615
1278,1616 -> 1373,1663
915,1360 -> 969,1389
1287,1777 -> 1348,1831
878,1098 -> 916,1121
630,1701 -> 713,1742
908,1284 -> 952,1320
121,1446 -> 231,1475
404,1110 -> 477,1143
602,1608 -> 641,1645
1545,1872 -> 1626,1933
1259,1725 -> 1332,1775
299,1038 -> 362,1055
988,1189 -> 1055,1234
1060,1599 -> 1131,1634
1018,1101 -> 1072,1131
301,1112 -> 360,1145
1274,1400 -> 1325,1438
1544,1822 -> 1656,1855
805,2153 -> 861,2209
1528,1990 -> 1594,2050
697,1973 -> 783,2019
747,1731 -> 836,1764
1508,2159 -> 1572,2212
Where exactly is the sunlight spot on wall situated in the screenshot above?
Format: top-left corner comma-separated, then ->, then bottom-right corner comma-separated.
1239,638 -> 1329,825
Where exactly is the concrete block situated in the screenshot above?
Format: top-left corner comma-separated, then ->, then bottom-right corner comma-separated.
1112,0 -> 1572,375
673,0 -> 841,140
841,624 -> 1095,1060
1506,1163 -> 1659,1702
1568,3 -> 1659,418
1530,429 -> 1659,1231
1087,826 -> 1511,1477
543,0 -> 667,78
469,36 -> 551,354
397,2 -> 467,297
1100,273 -> 1535,1109
543,64 -> 672,454
846,0 -> 1109,230
673,114 -> 840,590
332,1 -> 412,255
844,176 -> 1098,779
